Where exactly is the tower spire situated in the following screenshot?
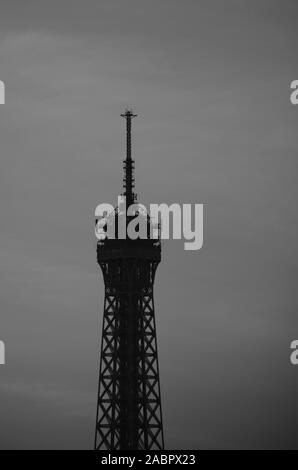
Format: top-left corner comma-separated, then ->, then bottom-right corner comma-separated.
121,108 -> 137,205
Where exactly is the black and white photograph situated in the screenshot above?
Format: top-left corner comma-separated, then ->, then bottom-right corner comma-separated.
0,0 -> 297,455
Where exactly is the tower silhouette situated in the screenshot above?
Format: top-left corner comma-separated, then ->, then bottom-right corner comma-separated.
94,110 -> 164,450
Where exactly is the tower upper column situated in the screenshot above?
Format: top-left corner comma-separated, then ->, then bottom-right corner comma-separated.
121,108 -> 137,206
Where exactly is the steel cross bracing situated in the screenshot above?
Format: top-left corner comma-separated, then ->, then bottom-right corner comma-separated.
95,258 -> 164,450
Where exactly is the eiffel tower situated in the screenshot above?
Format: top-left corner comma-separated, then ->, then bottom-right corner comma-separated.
94,110 -> 164,450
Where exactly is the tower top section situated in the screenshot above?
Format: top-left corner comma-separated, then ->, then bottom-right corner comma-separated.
121,108 -> 137,206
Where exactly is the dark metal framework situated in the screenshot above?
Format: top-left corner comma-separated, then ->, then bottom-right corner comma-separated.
94,110 -> 164,450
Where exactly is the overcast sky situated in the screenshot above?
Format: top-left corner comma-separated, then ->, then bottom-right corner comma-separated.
0,0 -> 297,449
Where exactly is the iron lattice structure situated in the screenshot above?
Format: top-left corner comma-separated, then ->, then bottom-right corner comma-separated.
94,110 -> 164,450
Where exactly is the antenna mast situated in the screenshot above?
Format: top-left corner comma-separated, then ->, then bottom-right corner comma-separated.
121,108 -> 137,206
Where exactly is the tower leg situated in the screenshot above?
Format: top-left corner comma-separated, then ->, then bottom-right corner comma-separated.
95,269 -> 164,450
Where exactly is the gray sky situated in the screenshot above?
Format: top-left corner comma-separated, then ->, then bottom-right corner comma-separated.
0,0 -> 297,449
